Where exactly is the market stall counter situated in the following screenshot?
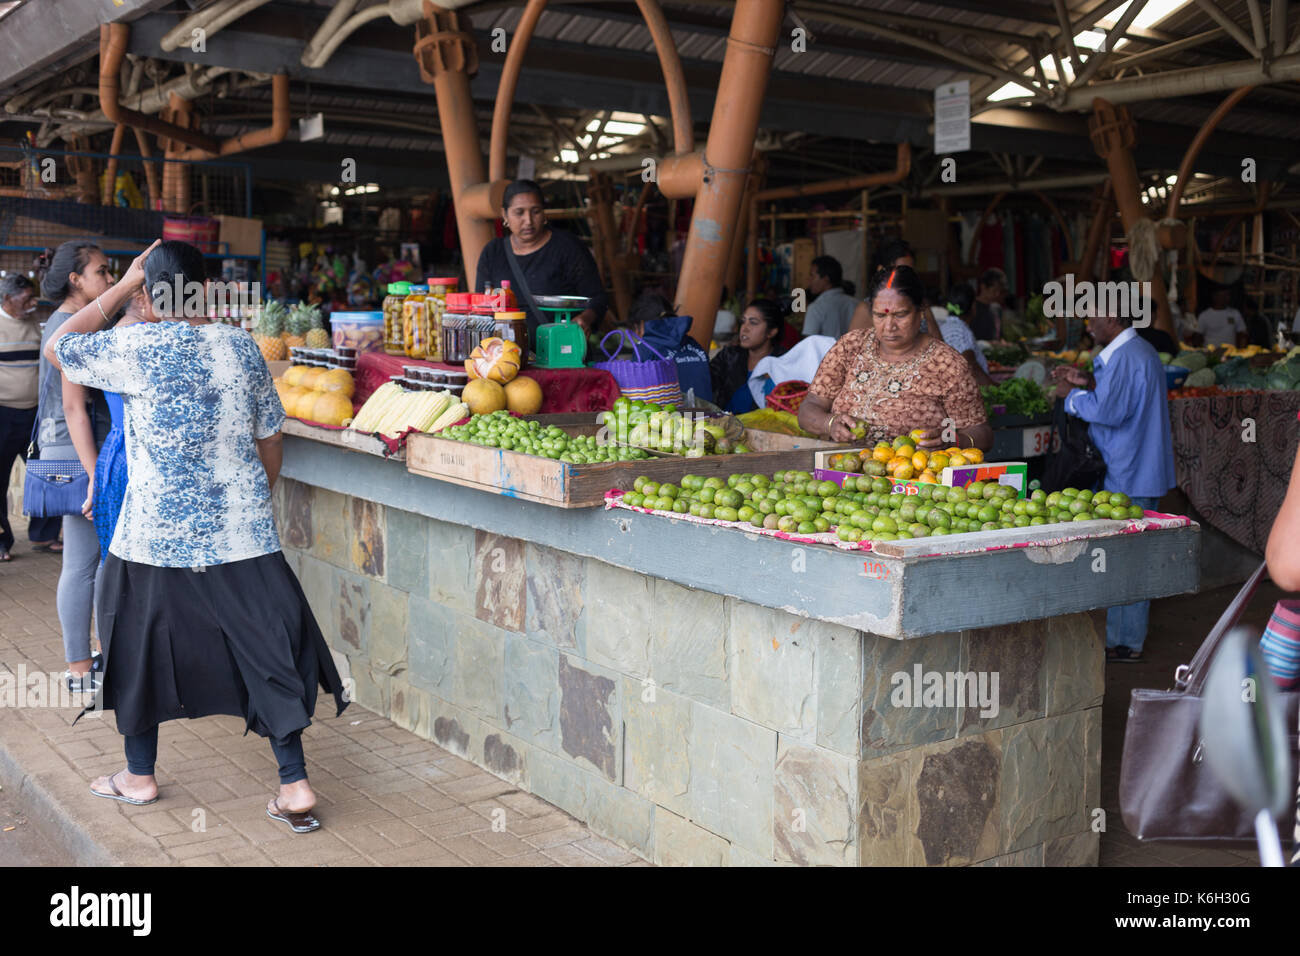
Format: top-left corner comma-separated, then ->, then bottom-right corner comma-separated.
276,434 -> 1199,867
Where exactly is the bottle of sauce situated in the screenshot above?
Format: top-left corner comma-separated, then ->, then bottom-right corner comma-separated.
383,281 -> 411,355
402,283 -> 429,358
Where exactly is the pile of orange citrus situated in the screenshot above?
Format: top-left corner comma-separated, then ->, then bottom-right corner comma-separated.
862,431 -> 984,483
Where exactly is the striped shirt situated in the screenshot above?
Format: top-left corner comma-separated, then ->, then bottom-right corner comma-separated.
1261,599 -> 1300,689
0,304 -> 41,409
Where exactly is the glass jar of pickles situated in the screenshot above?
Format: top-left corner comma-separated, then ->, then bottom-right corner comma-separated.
402,283 -> 430,358
424,277 -> 458,363
383,281 -> 411,355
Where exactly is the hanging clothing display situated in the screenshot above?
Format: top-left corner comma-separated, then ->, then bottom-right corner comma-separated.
1001,213 -> 1016,295
977,215 -> 1004,273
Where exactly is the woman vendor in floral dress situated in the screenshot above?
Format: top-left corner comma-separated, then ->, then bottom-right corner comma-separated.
799,266 -> 993,452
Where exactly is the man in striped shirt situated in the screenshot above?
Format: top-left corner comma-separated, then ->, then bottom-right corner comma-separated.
1,274 -> 60,560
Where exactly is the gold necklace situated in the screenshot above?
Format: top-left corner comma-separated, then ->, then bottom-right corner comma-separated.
857,335 -> 934,402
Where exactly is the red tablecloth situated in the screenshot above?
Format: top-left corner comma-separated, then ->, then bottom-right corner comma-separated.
354,351 -> 620,413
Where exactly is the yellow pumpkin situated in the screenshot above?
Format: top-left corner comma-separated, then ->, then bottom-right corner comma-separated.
299,367 -> 328,391
283,365 -> 311,387
317,368 -> 355,399
310,391 -> 354,426
282,386 -> 311,418
465,337 -> 522,384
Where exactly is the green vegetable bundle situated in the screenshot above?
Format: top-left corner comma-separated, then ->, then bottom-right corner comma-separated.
981,378 -> 1052,418
981,342 -> 1029,366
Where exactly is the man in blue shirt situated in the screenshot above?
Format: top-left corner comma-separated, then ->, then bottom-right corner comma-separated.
1053,307 -> 1175,662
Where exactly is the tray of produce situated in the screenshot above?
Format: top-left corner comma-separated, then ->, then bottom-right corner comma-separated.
406,408 -> 840,508
606,468 -> 1191,557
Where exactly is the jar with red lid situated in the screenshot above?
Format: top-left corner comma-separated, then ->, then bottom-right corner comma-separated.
441,291 -> 476,363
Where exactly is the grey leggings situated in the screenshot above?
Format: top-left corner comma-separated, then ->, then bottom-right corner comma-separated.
58,512 -> 101,665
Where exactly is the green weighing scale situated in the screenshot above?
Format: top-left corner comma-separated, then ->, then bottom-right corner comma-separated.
533,295 -> 589,368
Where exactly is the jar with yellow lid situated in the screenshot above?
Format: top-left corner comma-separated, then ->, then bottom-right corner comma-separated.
402,284 -> 430,359
424,277 -> 458,363
383,281 -> 411,355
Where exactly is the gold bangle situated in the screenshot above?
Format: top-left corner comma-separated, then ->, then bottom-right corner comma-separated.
95,295 -> 108,324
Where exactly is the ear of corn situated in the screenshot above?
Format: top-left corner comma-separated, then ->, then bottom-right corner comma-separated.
429,401 -> 469,433
348,386 -> 466,438
348,383 -> 403,433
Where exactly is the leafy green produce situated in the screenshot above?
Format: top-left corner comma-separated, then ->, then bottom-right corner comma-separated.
981,342 -> 1029,366
981,378 -> 1052,417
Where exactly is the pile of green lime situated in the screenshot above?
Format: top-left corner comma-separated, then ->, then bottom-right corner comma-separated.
440,410 -> 653,463
620,471 -> 1145,542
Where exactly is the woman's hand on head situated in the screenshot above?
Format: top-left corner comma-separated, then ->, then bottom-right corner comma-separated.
123,239 -> 162,292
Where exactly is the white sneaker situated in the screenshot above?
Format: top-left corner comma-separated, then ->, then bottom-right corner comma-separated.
64,671 -> 101,694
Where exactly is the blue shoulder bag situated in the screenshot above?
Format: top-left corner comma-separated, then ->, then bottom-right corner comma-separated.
23,368 -> 93,518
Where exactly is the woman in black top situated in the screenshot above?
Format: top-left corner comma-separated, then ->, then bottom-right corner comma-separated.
474,180 -> 609,348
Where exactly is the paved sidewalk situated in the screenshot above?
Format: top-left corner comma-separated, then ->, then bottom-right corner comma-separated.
0,516 -> 1278,867
0,532 -> 645,867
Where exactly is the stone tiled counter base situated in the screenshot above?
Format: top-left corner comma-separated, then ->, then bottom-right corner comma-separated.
274,436 -> 1198,866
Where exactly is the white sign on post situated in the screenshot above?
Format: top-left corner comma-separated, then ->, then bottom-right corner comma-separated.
934,80 -> 970,155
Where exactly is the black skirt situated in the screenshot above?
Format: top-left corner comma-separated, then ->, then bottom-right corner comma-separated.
78,551 -> 349,738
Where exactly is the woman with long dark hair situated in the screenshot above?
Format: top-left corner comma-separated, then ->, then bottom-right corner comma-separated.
38,240 -> 116,693
474,179 -> 609,344
710,297 -> 785,411
45,239 -> 349,833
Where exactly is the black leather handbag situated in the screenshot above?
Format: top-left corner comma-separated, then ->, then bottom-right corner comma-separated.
1042,397 -> 1106,491
1119,562 -> 1300,846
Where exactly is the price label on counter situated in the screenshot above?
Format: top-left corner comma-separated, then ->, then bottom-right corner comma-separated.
1021,425 -> 1055,457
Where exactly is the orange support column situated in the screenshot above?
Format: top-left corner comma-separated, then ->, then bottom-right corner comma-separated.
588,172 -> 633,322
1089,99 -> 1174,339
414,4 -> 495,292
678,0 -> 785,347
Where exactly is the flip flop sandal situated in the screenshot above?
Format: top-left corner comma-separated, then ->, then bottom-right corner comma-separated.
267,798 -> 320,833
0,550 -> 11,562
32,541 -> 62,553
90,770 -> 159,806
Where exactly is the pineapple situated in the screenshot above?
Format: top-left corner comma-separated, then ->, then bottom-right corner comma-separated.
284,302 -> 312,348
255,300 -> 288,361
303,304 -> 330,348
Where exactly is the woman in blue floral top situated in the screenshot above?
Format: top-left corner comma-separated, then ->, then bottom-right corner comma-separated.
45,240 -> 348,834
